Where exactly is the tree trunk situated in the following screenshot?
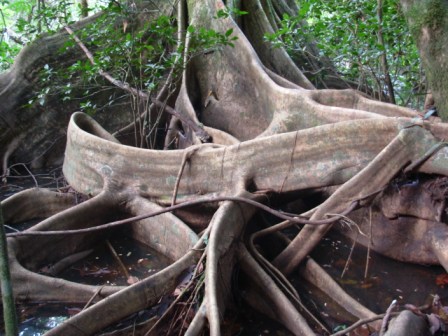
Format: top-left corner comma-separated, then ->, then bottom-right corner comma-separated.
400,0 -> 448,120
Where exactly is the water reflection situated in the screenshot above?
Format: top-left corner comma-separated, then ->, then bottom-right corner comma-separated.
0,168 -> 172,334
19,316 -> 68,336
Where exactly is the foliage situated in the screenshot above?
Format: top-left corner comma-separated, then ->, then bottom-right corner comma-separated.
2,0 -> 238,146
39,3 -> 237,118
0,0 -> 109,71
265,0 -> 425,109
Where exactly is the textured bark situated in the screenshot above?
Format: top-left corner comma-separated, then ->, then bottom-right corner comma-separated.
400,0 -> 448,121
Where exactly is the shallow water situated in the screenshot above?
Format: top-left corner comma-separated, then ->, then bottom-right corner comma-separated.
305,229 -> 448,332
10,236 -> 171,336
0,169 -> 174,335
2,169 -> 448,335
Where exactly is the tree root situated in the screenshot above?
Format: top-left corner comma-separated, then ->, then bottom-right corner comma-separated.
2,188 -> 78,223
273,125 -> 448,274
46,242 -> 203,335
239,244 -> 316,335
43,102 -> 448,334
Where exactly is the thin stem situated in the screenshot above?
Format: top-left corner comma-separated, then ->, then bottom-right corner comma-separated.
0,204 -> 18,336
64,26 -> 210,142
106,240 -> 130,279
7,196 -> 359,237
377,0 -> 396,104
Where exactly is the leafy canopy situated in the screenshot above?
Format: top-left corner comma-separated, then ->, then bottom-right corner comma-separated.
265,0 -> 424,109
1,0 -> 238,120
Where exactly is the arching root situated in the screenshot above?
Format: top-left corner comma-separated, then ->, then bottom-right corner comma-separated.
47,243 -> 202,335
3,186 -> 200,333
239,244 -> 316,335
273,125 -> 448,274
2,188 -> 78,223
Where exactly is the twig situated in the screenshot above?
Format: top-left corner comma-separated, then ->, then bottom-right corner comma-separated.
178,271 -> 205,334
48,249 -> 93,275
171,144 -> 221,206
3,225 -> 19,233
171,147 -> 201,206
0,203 -> 18,335
64,26 -> 210,142
145,228 -> 210,336
328,214 -> 367,237
379,299 -> 397,336
341,234 -> 356,279
404,141 -> 448,173
5,163 -> 39,188
145,250 -> 207,336
248,233 -> 329,333
251,201 -> 358,241
82,285 -> 105,311
106,239 -> 130,279
172,151 -> 189,207
364,207 -> 372,279
330,313 -> 394,336
6,196 -> 359,237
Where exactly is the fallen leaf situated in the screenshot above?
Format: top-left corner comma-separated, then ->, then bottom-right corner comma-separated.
359,282 -> 373,289
435,274 -> 448,287
66,307 -> 82,316
127,276 -> 139,285
339,279 -> 358,285
347,324 -> 370,336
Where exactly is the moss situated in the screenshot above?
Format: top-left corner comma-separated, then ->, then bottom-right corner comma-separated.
406,0 -> 448,38
187,0 -> 212,27
405,0 -> 448,120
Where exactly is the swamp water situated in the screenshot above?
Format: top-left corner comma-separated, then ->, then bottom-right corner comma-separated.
0,169 -> 172,335
304,230 -> 448,332
1,169 -> 448,335
13,237 -> 171,336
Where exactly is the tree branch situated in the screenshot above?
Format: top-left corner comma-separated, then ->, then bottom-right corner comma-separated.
64,26 -> 210,142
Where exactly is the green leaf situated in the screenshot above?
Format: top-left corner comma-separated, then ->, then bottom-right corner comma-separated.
225,28 -> 233,37
215,9 -> 229,19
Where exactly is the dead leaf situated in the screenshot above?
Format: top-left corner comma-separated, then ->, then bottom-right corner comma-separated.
127,276 -> 139,285
436,274 -> 448,287
348,324 -> 370,336
66,307 -> 82,316
138,258 -> 152,268
359,282 -> 373,289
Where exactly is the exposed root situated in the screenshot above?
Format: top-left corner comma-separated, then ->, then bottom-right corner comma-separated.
184,301 -> 207,336
205,192 -> 258,334
299,258 -> 378,326
46,249 -> 93,276
2,188 -> 77,223
380,300 -> 398,335
273,125 -> 448,274
46,246 -> 203,336
238,244 -> 316,335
